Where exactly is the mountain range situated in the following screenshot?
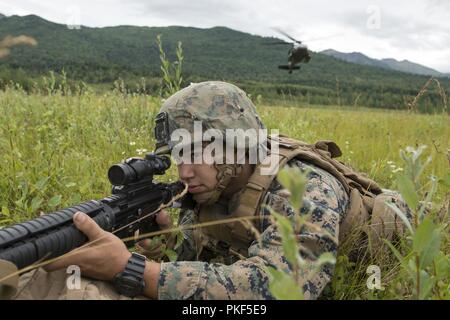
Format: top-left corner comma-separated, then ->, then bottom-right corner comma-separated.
320,49 -> 448,78
0,13 -> 448,111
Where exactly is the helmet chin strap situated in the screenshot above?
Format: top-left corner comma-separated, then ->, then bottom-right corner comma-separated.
193,163 -> 243,206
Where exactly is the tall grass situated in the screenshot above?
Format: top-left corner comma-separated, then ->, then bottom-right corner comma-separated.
0,84 -> 448,299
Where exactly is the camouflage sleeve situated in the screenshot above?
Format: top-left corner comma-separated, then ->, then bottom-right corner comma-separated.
157,160 -> 348,300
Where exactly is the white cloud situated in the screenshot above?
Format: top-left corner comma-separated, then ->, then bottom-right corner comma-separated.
1,0 -> 449,72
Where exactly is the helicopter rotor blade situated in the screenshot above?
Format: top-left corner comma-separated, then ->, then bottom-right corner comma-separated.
272,27 -> 302,44
262,41 -> 291,45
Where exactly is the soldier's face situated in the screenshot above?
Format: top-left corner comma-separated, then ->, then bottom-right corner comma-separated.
177,163 -> 219,194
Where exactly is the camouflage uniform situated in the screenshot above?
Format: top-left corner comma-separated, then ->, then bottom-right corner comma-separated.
152,81 -> 348,299
157,159 -> 348,300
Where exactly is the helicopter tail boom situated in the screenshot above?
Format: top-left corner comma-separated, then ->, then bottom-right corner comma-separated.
278,65 -> 300,71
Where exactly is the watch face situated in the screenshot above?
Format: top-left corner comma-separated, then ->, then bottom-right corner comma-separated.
114,274 -> 145,297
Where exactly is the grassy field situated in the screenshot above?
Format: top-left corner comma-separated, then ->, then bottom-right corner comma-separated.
0,87 -> 448,299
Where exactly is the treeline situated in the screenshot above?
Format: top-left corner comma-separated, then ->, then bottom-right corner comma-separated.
2,67 -> 447,114
0,14 -> 449,113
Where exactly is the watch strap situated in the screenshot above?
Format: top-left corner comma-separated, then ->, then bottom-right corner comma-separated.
124,252 -> 146,278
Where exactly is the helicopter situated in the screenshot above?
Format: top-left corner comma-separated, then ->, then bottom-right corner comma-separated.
268,28 -> 312,73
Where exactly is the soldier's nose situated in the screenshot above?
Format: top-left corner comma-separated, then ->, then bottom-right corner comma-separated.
178,163 -> 195,181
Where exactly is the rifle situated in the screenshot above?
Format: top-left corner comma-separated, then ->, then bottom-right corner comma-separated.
0,153 -> 188,271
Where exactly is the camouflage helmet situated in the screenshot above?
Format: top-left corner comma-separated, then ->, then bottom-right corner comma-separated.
153,81 -> 266,205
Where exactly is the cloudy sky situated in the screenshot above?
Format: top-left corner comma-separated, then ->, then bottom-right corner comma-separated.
1,0 -> 449,72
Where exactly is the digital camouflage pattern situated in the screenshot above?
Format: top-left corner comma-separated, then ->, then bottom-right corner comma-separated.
155,81 -> 268,206
155,81 -> 265,155
157,159 -> 349,300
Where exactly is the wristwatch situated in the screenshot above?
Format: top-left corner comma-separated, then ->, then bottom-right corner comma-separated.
113,252 -> 147,297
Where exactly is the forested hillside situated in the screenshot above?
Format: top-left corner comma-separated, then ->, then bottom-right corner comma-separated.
0,14 -> 448,112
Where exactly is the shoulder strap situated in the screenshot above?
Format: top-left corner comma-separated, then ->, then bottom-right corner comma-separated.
232,135 -> 348,222
229,136 -> 311,248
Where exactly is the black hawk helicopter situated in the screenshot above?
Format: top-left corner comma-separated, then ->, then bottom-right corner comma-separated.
268,28 -> 312,73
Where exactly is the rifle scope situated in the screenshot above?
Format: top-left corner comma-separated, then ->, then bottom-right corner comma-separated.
108,153 -> 171,185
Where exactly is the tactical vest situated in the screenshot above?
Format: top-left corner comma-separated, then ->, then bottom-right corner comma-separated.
193,135 -> 408,261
